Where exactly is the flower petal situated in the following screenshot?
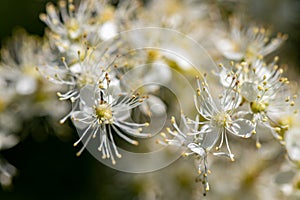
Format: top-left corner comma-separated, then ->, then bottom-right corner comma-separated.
229,119 -> 255,138
140,95 -> 166,117
201,126 -> 220,150
187,143 -> 206,156
71,111 -> 92,130
80,85 -> 95,107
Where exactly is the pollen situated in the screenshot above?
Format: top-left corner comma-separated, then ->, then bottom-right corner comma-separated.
250,101 -> 267,113
95,103 -> 113,124
213,112 -> 231,127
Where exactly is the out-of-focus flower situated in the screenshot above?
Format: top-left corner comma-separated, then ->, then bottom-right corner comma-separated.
285,98 -> 300,163
212,17 -> 288,61
135,0 -> 211,41
40,0 -> 139,60
71,75 -> 150,164
0,28 -> 68,135
0,156 -> 17,189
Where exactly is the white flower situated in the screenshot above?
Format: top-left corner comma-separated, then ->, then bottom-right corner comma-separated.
38,47 -> 118,123
40,0 -> 99,53
0,28 -> 66,122
245,85 -> 296,145
218,57 -> 285,102
1,28 -> 54,96
40,0 -> 138,57
191,75 -> 255,160
134,0 -> 210,41
217,58 -> 298,147
71,79 -> 150,164
213,17 -> 288,61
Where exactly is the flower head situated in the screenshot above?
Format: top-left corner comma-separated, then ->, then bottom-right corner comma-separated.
40,0 -> 138,57
192,74 -> 255,160
37,46 -> 119,123
213,17 -> 288,61
218,58 -> 297,147
71,75 -> 150,164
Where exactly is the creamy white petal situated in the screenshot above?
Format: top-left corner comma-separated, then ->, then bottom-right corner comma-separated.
229,119 -> 255,138
187,143 -> 206,156
201,126 -> 220,150
71,111 -> 93,130
80,85 -> 95,107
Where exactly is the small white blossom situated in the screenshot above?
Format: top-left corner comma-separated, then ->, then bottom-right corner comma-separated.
217,58 -> 296,147
40,0 -> 138,57
38,47 -> 119,123
213,17 -> 288,61
187,74 -> 256,162
71,77 -> 150,164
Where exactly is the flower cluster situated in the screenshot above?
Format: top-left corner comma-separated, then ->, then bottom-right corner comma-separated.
0,0 -> 299,198
159,23 -> 298,196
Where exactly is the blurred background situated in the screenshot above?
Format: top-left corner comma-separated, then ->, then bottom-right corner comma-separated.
0,0 -> 300,199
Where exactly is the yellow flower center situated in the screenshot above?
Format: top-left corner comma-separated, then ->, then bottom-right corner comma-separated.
213,112 -> 231,127
77,73 -> 96,89
95,103 -> 113,124
250,101 -> 267,113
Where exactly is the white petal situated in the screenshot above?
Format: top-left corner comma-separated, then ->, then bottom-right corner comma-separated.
201,126 -> 220,150
69,62 -> 82,74
187,143 -> 206,156
98,21 -> 118,41
107,78 -> 121,98
16,76 -> 37,95
71,111 -> 91,130
240,81 -> 259,102
80,85 -> 95,107
113,109 -> 131,121
140,95 -> 166,117
230,119 -> 255,138
232,111 -> 254,121
286,127 -> 300,161
0,133 -> 19,150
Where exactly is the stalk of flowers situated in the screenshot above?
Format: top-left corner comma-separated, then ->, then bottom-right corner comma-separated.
159,114 -> 212,196
71,73 -> 151,164
216,57 -> 297,147
212,17 -> 288,62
